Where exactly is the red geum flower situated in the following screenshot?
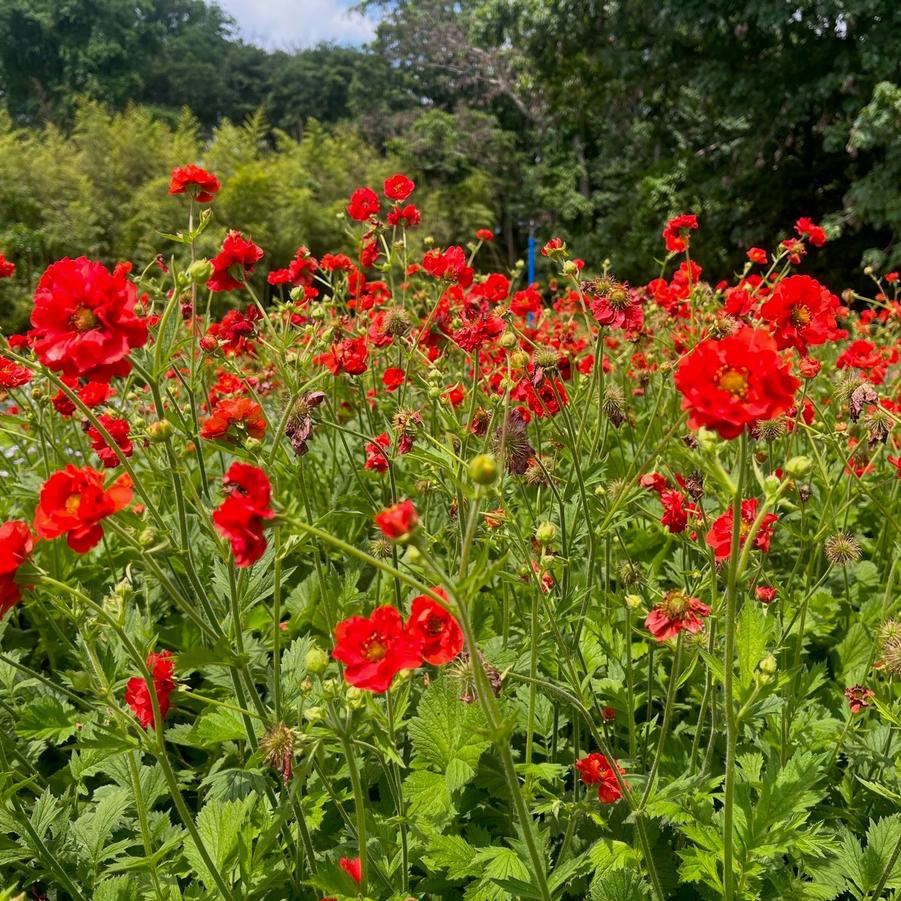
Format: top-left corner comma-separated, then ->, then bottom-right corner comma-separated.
443,382 -> 465,406
125,650 -> 176,728
386,204 -> 421,227
347,187 -> 380,221
645,590 -> 710,641
406,588 -> 464,665
168,164 -> 221,203
86,414 -> 133,468
0,356 -> 32,388
207,232 -> 264,292
659,489 -> 691,533
674,326 -> 800,439
364,432 -> 391,472
212,463 -> 274,567
476,228 -> 494,241
339,856 -> 363,884
315,336 -> 369,376
333,606 -> 423,692
422,246 -> 473,287
755,586 -> 778,605
0,254 -> 15,278
52,379 -> 113,417
374,499 -> 419,541
747,247 -> 768,265
267,246 -> 318,287
575,753 -> 626,803
759,275 -> 841,354
844,684 -> 874,714
30,257 -> 148,382
705,498 -> 778,562
384,173 -> 415,202
795,216 -> 827,247
206,306 -> 261,356
34,464 -> 132,553
0,520 -> 33,617
200,397 -> 266,443
662,214 -> 698,253
382,367 -> 406,392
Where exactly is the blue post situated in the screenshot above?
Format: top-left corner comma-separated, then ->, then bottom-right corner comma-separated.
527,233 -> 536,285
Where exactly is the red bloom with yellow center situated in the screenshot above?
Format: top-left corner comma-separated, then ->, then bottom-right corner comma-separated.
759,275 -> 842,354
332,606 -> 423,692
406,588 -> 464,665
674,327 -> 799,439
645,590 -> 711,641
30,257 -> 148,382
33,465 -> 132,553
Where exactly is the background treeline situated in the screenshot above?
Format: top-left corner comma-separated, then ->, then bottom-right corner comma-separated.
0,0 -> 899,333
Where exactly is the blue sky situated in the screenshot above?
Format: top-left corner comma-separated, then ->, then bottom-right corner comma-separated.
215,0 -> 378,49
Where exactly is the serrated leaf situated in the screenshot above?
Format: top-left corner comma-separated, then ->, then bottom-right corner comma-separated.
70,787 -> 131,870
183,795 -> 255,892
15,695 -> 77,742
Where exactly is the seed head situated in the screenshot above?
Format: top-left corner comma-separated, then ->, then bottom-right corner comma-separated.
824,532 -> 861,567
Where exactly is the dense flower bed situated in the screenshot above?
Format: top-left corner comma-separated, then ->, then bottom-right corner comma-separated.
0,166 -> 900,900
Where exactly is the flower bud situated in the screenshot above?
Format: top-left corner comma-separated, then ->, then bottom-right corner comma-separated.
763,474 -> 781,497
625,593 -> 642,610
535,522 -> 557,545
498,331 -> 517,349
759,653 -> 778,675
468,453 -> 498,485
147,419 -> 174,443
304,646 -> 329,675
510,350 -> 529,369
784,455 -> 811,478
186,259 -> 213,283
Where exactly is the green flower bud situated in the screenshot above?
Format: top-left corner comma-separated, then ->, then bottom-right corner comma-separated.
498,332 -> 517,349
468,453 -> 498,485
625,593 -> 642,610
785,455 -> 811,478
186,259 -> 213,283
764,474 -> 781,496
304,646 -> 329,675
759,654 -> 778,675
147,420 -> 174,443
535,522 -> 557,545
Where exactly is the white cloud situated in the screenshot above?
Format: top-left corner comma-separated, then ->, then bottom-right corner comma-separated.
215,0 -> 377,50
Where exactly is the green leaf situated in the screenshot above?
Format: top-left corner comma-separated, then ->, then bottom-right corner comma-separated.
15,695 -> 77,742
737,600 -> 769,690
70,787 -> 131,870
183,795 -> 256,892
590,869 -> 652,901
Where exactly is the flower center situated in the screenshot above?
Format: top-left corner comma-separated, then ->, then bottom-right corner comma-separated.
661,590 -> 689,619
64,493 -> 82,515
717,367 -> 749,397
791,305 -> 812,326
426,616 -> 445,635
607,288 -> 631,310
362,634 -> 388,661
71,306 -> 98,332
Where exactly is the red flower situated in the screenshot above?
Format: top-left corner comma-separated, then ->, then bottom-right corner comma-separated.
406,588 -> 464,665
212,463 -> 274,567
443,382 -> 465,406
759,275 -> 841,354
705,498 -> 778,562
168,165 -> 221,203
422,246 -> 473,287
795,217 -> 826,247
384,173 -> 415,202
315,337 -> 369,376
747,247 -> 768,265
339,856 -> 363,884
347,187 -> 380,221
267,246 -> 318,287
386,204 -> 421,228
645,590 -> 710,641
755,586 -> 778,605
382,367 -> 406,392
476,229 -> 494,241
844,684 -> 874,714
87,414 -> 134,468
575,753 -> 626,803
125,650 -> 176,728
662,214 -> 698,253
206,306 -> 261,356
0,356 -> 32,388
364,432 -> 391,472
30,257 -> 148,382
200,397 -> 266,442
0,521 -> 33,618
374,499 -> 419,540
659,489 -> 690,533
333,606 -> 423,692
34,465 -> 132,553
52,379 -> 113,417
207,232 -> 264,292
639,472 -> 670,493
0,254 -> 15,278
674,326 -> 800,439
